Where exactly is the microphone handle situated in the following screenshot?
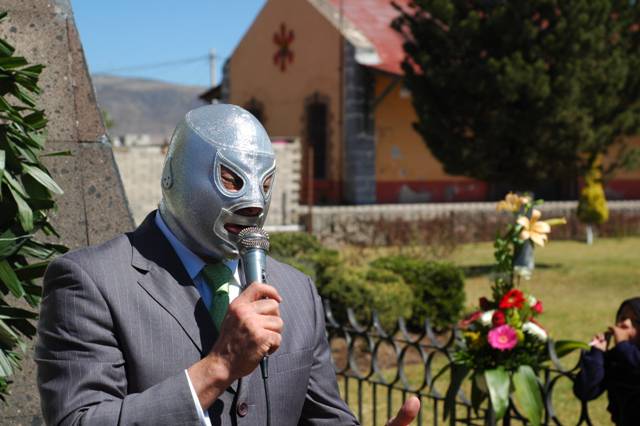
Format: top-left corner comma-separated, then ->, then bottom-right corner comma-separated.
240,247 -> 269,377
242,247 -> 267,285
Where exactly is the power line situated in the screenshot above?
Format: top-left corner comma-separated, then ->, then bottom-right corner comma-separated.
96,55 -> 209,73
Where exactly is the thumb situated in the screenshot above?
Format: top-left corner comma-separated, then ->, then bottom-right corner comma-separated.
386,396 -> 420,426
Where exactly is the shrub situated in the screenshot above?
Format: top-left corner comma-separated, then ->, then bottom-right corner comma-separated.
321,266 -> 413,331
371,256 -> 465,329
577,164 -> 609,225
269,232 -> 340,291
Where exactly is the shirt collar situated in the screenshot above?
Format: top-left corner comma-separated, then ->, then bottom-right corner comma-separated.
155,211 -> 238,279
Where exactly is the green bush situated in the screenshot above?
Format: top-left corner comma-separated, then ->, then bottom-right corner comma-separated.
371,256 -> 465,329
321,266 -> 413,331
269,232 -> 339,290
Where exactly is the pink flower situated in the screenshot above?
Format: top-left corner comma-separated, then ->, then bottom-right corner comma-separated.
488,325 -> 518,351
533,301 -> 543,314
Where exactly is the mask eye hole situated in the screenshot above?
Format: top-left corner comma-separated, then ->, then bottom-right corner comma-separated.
220,165 -> 244,192
262,173 -> 274,195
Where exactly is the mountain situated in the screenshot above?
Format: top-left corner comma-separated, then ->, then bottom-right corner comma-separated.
92,74 -> 208,141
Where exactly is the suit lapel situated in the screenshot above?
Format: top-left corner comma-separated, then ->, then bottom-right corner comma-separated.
129,212 -> 216,354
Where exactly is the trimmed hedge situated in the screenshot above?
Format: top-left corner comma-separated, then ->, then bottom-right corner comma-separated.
371,256 -> 465,329
322,267 -> 413,330
269,232 -> 339,291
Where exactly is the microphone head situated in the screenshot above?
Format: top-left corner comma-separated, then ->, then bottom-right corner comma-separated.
237,227 -> 270,253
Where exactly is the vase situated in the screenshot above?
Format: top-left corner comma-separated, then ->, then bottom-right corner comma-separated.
513,240 -> 534,279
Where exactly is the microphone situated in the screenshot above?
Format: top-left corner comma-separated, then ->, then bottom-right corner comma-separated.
237,227 -> 272,426
237,226 -> 270,285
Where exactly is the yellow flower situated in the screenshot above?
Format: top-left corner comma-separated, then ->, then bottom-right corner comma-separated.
464,331 -> 482,348
497,192 -> 530,212
517,209 -> 551,246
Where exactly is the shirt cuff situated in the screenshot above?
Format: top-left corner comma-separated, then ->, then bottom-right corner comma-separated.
185,369 -> 213,426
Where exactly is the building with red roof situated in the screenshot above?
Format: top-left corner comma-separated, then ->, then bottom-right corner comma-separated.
206,0 -> 640,204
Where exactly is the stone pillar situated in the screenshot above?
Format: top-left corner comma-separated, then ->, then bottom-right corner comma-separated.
0,0 -> 133,423
341,41 -> 377,205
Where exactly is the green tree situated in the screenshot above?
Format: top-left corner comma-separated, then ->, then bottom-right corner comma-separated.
0,12 -> 67,400
392,0 -> 640,194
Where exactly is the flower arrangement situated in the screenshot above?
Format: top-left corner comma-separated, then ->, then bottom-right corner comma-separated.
441,193 -> 584,426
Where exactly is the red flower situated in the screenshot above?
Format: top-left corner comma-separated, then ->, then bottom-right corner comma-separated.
479,297 -> 492,311
533,300 -> 543,314
492,310 -> 506,326
499,289 -> 526,309
459,311 -> 482,328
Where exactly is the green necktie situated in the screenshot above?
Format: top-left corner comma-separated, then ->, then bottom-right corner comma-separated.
200,262 -> 233,331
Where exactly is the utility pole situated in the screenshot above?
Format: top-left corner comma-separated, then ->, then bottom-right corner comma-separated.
209,48 -> 217,87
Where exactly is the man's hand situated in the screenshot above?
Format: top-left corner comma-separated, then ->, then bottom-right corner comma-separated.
385,396 -> 420,426
188,282 -> 283,409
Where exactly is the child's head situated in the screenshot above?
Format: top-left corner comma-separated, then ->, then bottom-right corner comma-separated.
616,297 -> 640,345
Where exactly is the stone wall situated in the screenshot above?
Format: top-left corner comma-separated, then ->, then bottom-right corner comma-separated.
113,138 -> 303,227
308,200 -> 640,247
0,0 -> 133,424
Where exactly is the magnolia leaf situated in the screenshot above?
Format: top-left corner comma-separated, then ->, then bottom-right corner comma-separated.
513,365 -> 543,426
0,349 -> 14,377
443,364 -> 469,420
485,367 -> 510,420
554,340 -> 590,358
0,259 -> 25,298
22,163 -> 63,194
0,149 -> 5,179
7,183 -> 33,232
41,149 -> 72,157
0,318 -> 19,344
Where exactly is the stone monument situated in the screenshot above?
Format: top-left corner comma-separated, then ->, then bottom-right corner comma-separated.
0,0 -> 133,423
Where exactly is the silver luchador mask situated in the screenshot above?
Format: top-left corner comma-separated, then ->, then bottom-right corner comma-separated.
159,104 -> 276,260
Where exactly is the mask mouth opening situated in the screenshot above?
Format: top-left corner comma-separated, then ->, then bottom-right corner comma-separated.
219,205 -> 264,236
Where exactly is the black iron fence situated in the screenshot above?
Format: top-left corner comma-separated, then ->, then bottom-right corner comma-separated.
324,301 -> 600,426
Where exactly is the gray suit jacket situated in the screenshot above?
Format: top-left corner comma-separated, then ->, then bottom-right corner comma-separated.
35,212 -> 357,425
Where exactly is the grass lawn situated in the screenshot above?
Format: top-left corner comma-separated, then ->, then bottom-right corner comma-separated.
337,237 -> 640,425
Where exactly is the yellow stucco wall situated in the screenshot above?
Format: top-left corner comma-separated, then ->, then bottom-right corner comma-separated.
374,74 -> 469,182
228,0 -> 342,183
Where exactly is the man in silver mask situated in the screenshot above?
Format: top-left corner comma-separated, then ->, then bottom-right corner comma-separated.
36,104 -> 419,425
159,104 -> 276,260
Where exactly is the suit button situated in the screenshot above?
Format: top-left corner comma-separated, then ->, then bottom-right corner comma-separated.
237,402 -> 248,417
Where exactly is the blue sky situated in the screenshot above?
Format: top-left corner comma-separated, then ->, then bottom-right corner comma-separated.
70,0 -> 266,87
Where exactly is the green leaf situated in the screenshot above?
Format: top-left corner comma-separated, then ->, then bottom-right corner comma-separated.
554,340 -> 590,358
7,181 -> 33,231
0,349 -> 16,377
0,149 -> 4,183
485,367 -> 510,420
21,163 -> 62,194
14,261 -> 48,281
443,364 -> 469,420
0,259 -> 25,298
41,150 -> 72,157
512,365 -> 543,426
0,56 -> 28,69
0,39 -> 14,57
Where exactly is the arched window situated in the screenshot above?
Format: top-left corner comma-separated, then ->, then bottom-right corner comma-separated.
304,93 -> 329,180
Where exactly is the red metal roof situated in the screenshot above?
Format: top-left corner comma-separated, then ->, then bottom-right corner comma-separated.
326,0 -> 410,75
